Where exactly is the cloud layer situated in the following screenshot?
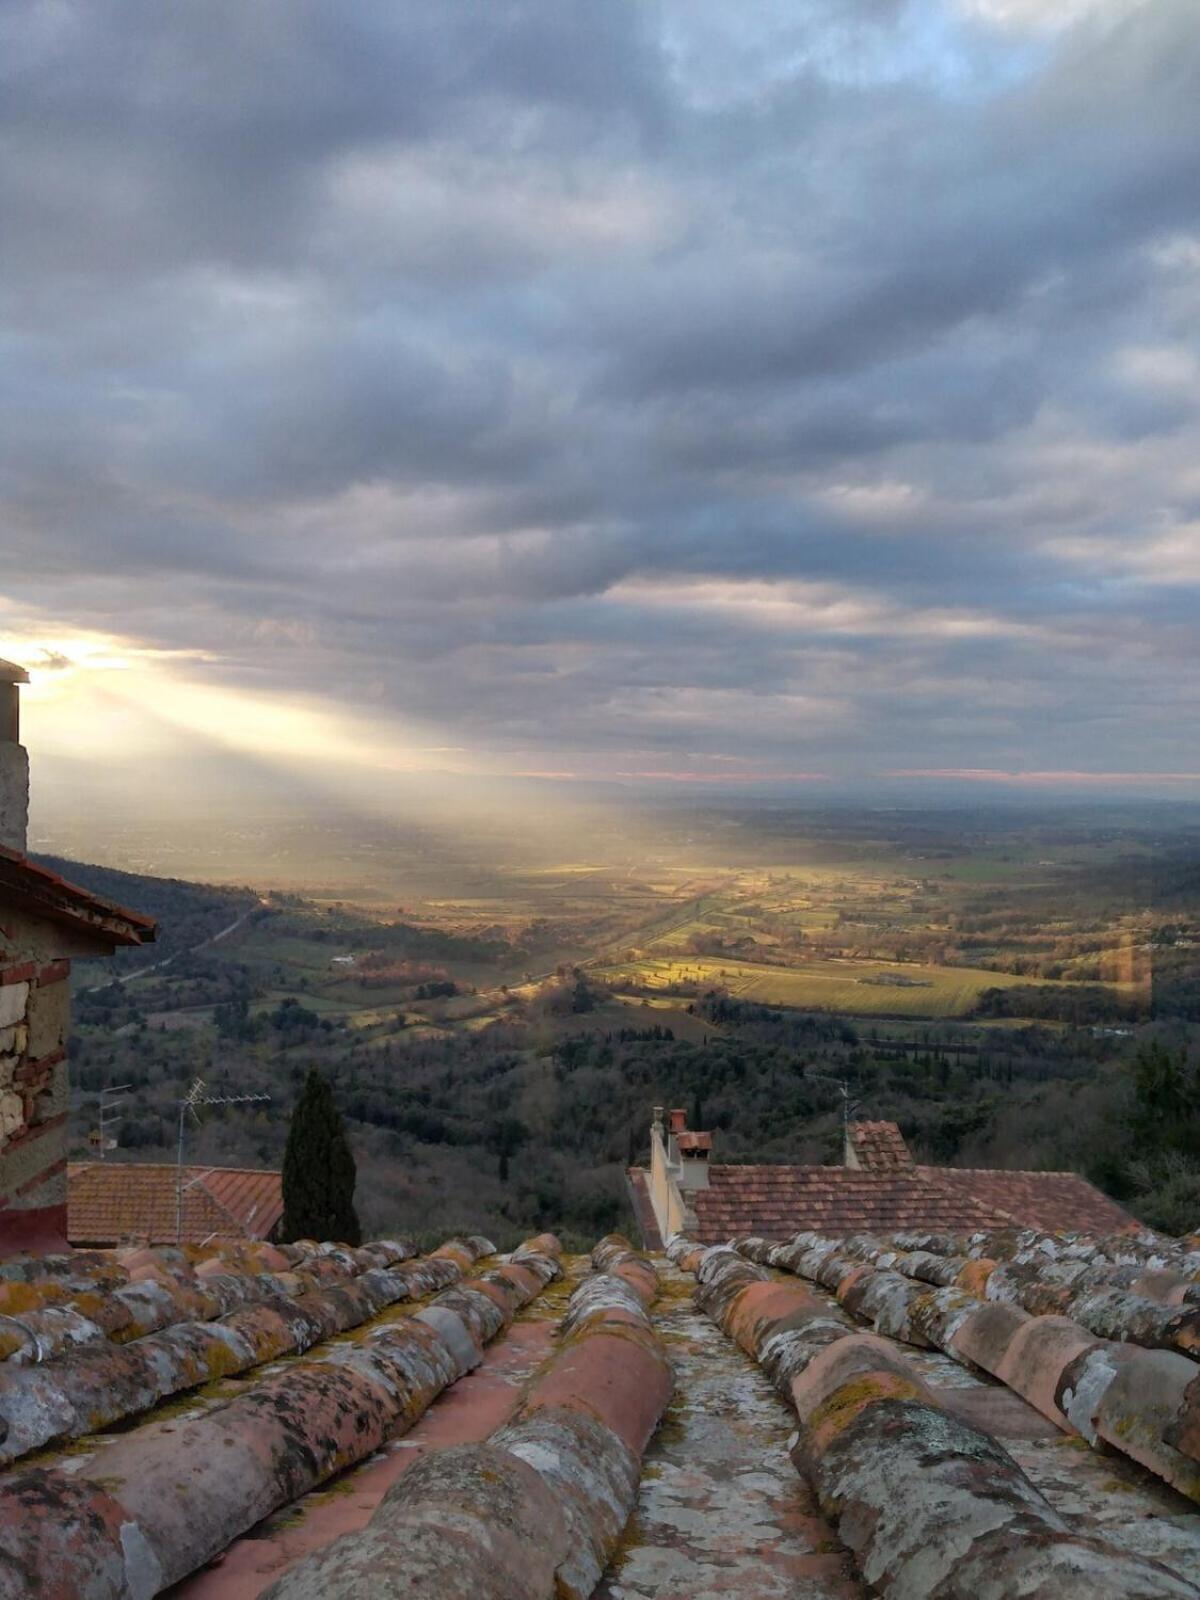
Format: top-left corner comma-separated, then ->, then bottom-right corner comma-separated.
3,0 -> 1199,790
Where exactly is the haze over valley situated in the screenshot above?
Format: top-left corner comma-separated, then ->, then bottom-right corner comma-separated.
49,799 -> 1200,1245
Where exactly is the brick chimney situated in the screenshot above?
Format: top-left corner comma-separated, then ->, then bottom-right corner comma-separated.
844,1120 -> 914,1173
666,1106 -> 712,1191
0,661 -> 29,853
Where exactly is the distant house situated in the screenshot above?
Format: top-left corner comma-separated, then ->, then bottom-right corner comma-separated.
0,660 -> 156,1252
68,1162 -> 284,1246
630,1107 -> 1134,1249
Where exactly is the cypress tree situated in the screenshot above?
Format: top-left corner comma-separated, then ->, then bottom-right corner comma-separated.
281,1066 -> 361,1244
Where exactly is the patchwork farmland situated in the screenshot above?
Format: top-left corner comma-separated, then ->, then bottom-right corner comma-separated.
592,954 -> 1052,1018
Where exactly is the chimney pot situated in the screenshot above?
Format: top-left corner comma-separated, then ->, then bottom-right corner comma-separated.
668,1108 -> 687,1133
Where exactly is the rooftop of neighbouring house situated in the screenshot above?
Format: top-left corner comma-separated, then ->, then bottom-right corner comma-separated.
67,1162 -> 285,1246
0,845 -> 157,948
694,1162 -> 1011,1238
629,1115 -> 1138,1244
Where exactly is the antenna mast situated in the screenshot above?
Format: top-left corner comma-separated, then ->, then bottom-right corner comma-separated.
175,1077 -> 271,1245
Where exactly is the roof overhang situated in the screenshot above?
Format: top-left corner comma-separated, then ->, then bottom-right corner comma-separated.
0,847 -> 156,949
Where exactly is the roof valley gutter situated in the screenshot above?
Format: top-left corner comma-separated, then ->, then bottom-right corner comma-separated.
0,1233 -> 564,1597
668,1235 -> 1200,1599
259,1233 -> 672,1600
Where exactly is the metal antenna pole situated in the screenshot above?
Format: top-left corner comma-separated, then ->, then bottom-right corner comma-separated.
175,1079 -> 270,1245
840,1078 -> 863,1138
804,1069 -> 862,1151
176,1078 -> 202,1247
95,1082 -> 132,1159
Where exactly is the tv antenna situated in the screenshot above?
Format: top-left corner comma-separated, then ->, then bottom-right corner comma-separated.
805,1070 -> 862,1139
93,1082 -> 132,1159
175,1077 -> 271,1244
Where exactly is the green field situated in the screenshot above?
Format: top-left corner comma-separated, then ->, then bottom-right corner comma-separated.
593,954 -> 1054,1018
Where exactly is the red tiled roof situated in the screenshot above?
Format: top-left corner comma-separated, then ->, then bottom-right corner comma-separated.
691,1159 -> 1134,1243
68,1163 -> 282,1245
846,1119 -> 913,1172
677,1131 -> 713,1153
920,1166 -> 1136,1235
201,1167 -> 286,1239
0,846 -> 156,948
693,1166 -> 1005,1243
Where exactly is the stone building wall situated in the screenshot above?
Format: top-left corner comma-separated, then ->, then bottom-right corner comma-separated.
0,908 -> 73,1248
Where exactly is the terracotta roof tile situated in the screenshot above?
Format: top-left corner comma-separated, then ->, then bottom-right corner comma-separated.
692,1161 -> 1133,1243
0,1232 -> 573,1595
68,1163 -> 283,1246
695,1234 -> 1200,1586
200,1167 -> 286,1239
693,1166 -> 1005,1242
847,1119 -> 914,1172
919,1167 -> 1136,1235
0,846 -> 156,948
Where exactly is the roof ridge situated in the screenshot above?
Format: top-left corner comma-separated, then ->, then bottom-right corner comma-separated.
70,1162 -> 279,1176
922,1164 -> 1090,1178
182,1163 -> 281,1176
712,1164 -> 929,1176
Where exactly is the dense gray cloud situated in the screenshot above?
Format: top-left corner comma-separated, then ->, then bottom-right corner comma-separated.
2,0 -> 1199,791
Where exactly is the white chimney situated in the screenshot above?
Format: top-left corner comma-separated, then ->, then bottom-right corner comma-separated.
667,1106 -> 711,1191
0,660 -> 29,853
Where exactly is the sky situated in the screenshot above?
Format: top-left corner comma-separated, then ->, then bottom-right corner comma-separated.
3,0 -> 1200,826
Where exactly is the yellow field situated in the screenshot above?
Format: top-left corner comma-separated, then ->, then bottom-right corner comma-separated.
592,955 -> 1054,1018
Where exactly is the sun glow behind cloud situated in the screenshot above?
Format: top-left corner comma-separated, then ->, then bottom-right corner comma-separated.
7,629 -> 460,777
1,623 -> 684,873
5,617 -> 1196,838
5,622 -> 832,806
2,1 -> 1198,831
